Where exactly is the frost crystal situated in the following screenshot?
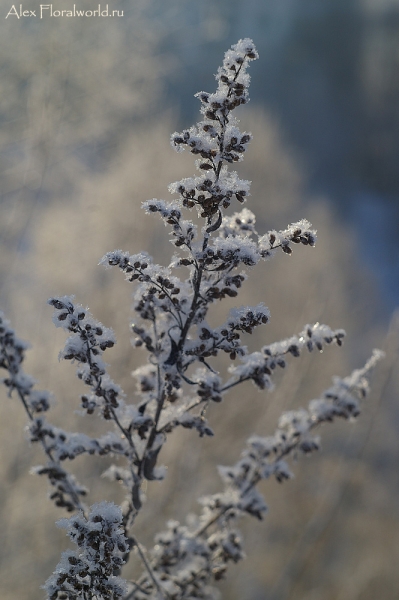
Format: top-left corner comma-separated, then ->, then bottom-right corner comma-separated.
44,502 -> 128,600
0,38 -> 384,600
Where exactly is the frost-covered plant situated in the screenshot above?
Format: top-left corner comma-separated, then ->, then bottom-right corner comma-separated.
0,39 -> 383,600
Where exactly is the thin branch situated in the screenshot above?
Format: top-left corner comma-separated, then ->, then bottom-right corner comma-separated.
130,536 -> 169,600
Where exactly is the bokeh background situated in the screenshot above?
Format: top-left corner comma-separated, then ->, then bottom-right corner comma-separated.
1,1 -> 399,599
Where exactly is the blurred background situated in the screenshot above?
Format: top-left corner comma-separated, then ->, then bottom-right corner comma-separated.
1,1 -> 399,598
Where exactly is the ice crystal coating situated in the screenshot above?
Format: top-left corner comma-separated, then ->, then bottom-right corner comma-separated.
44,502 -> 128,600
0,38 -> 384,600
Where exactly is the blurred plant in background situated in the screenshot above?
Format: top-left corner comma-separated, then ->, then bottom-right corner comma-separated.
1,3 -> 399,600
